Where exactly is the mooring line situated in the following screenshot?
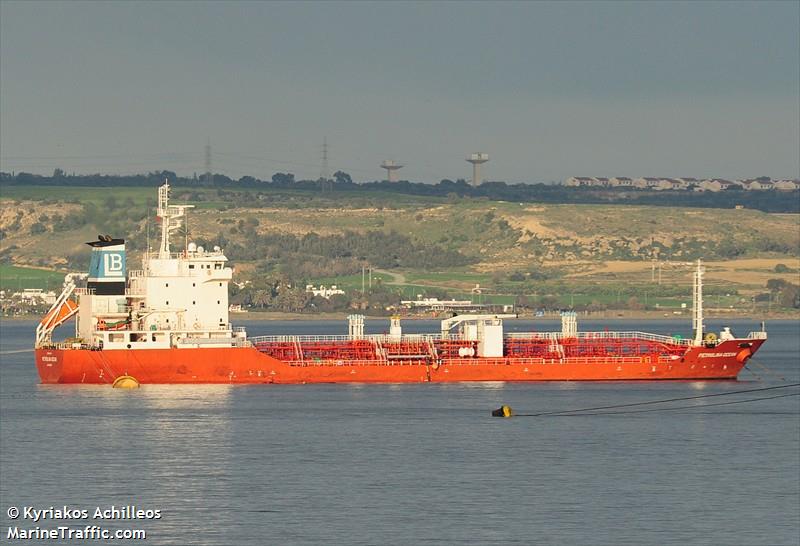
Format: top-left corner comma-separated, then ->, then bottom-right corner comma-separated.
494,383 -> 800,418
743,364 -> 762,381
748,359 -> 787,382
537,392 -> 800,417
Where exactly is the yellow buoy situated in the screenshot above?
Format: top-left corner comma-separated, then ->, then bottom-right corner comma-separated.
112,375 -> 140,389
491,405 -> 514,418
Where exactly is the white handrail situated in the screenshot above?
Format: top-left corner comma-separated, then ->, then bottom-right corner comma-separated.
249,330 -> 693,346
249,333 -> 461,344
506,331 -> 693,346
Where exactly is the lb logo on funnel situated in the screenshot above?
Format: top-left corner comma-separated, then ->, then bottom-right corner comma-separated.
89,249 -> 126,279
104,253 -> 124,277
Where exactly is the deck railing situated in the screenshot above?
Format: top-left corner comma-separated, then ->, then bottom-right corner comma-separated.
507,331 -> 693,346
74,287 -> 96,295
249,333 -> 461,345
280,355 -> 661,367
249,330 -> 692,346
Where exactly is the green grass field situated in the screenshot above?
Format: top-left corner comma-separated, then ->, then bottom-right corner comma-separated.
0,185 -> 442,210
403,270 -> 492,285
1,185 -> 154,205
0,264 -> 66,291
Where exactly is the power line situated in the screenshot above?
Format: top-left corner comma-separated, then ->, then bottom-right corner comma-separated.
0,152 -> 197,160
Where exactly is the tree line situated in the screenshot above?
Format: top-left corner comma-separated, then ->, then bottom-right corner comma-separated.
2,170 -> 797,213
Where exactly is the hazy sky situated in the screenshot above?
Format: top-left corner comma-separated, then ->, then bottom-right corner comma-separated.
1,1 -> 798,183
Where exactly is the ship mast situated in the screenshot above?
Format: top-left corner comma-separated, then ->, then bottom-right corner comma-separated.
692,259 -> 705,345
156,180 -> 193,259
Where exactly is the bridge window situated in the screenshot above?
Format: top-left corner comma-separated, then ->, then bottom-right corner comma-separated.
189,264 -> 195,269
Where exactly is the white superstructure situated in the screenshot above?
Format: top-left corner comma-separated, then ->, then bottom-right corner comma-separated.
37,181 -> 245,350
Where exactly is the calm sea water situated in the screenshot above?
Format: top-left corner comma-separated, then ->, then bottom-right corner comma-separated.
1,318 -> 798,546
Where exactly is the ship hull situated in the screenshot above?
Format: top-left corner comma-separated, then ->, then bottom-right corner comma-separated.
35,339 -> 763,384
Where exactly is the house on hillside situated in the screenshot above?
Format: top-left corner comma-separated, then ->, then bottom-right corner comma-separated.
564,176 -> 593,187
305,285 -> 346,299
774,179 -> 800,191
609,177 -> 634,187
564,177 -> 609,187
699,179 -> 739,192
657,178 -> 687,190
677,177 -> 701,188
740,178 -> 774,191
633,177 -> 663,189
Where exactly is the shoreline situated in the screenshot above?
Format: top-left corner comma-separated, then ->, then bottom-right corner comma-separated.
232,310 -> 799,321
7,310 -> 795,322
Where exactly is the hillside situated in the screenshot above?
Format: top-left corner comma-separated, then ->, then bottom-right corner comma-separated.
1,185 -> 798,311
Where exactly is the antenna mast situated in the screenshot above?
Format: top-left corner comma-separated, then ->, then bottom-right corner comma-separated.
320,136 -> 331,191
157,180 -> 194,259
205,138 -> 213,185
146,208 -> 151,266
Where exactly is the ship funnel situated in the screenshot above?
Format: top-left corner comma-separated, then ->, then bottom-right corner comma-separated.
86,237 -> 126,295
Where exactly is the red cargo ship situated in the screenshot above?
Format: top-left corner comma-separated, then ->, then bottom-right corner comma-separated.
34,183 -> 766,385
